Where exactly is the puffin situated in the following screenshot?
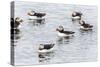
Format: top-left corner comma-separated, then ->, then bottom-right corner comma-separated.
27,11 -> 46,20
79,20 -> 93,30
38,44 -> 55,53
72,11 -> 82,21
56,26 -> 75,37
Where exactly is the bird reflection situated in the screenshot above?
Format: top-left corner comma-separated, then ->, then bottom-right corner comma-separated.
57,36 -> 74,45
79,29 -> 93,35
14,34 -> 21,40
28,19 -> 45,26
35,19 -> 45,24
14,28 -> 20,34
38,52 -> 54,63
11,28 -> 21,43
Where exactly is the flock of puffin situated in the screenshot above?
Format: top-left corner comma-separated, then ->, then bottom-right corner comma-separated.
11,10 -> 93,53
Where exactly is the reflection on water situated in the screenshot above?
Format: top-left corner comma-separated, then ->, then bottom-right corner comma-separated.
57,36 -> 74,45
28,19 -> 45,26
38,52 -> 54,63
14,34 -> 21,40
11,27 -> 21,46
14,28 -> 20,34
34,19 -> 45,24
79,29 -> 93,36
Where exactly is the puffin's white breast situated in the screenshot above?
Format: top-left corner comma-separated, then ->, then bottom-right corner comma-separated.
72,16 -> 80,20
28,16 -> 45,20
57,32 -> 73,37
38,48 -> 54,53
80,26 -> 92,30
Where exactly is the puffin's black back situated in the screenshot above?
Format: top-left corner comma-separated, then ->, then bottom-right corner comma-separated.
34,13 -> 46,17
44,44 -> 55,49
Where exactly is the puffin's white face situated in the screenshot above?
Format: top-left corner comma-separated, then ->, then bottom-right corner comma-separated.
28,11 -> 35,16
31,11 -> 35,14
39,44 -> 44,50
79,20 -> 85,25
56,26 -> 64,32
58,26 -> 64,31
73,12 -> 76,16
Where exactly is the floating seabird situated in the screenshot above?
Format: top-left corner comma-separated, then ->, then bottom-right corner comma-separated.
38,44 -> 55,53
27,11 -> 46,20
56,26 -> 75,37
72,11 -> 82,21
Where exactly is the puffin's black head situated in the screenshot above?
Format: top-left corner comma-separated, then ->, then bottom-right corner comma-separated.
72,12 -> 82,17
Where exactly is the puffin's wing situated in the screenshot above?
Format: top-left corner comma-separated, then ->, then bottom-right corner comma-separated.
63,31 -> 75,34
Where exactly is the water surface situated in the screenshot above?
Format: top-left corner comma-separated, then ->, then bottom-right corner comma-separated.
13,1 -> 97,65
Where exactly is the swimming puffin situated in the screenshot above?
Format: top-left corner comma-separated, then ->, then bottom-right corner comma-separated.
56,26 -> 75,37
38,44 -> 55,53
79,20 -> 93,30
72,11 -> 82,21
27,11 -> 46,20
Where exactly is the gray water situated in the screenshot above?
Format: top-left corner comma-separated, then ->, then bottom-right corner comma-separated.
13,1 -> 97,65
